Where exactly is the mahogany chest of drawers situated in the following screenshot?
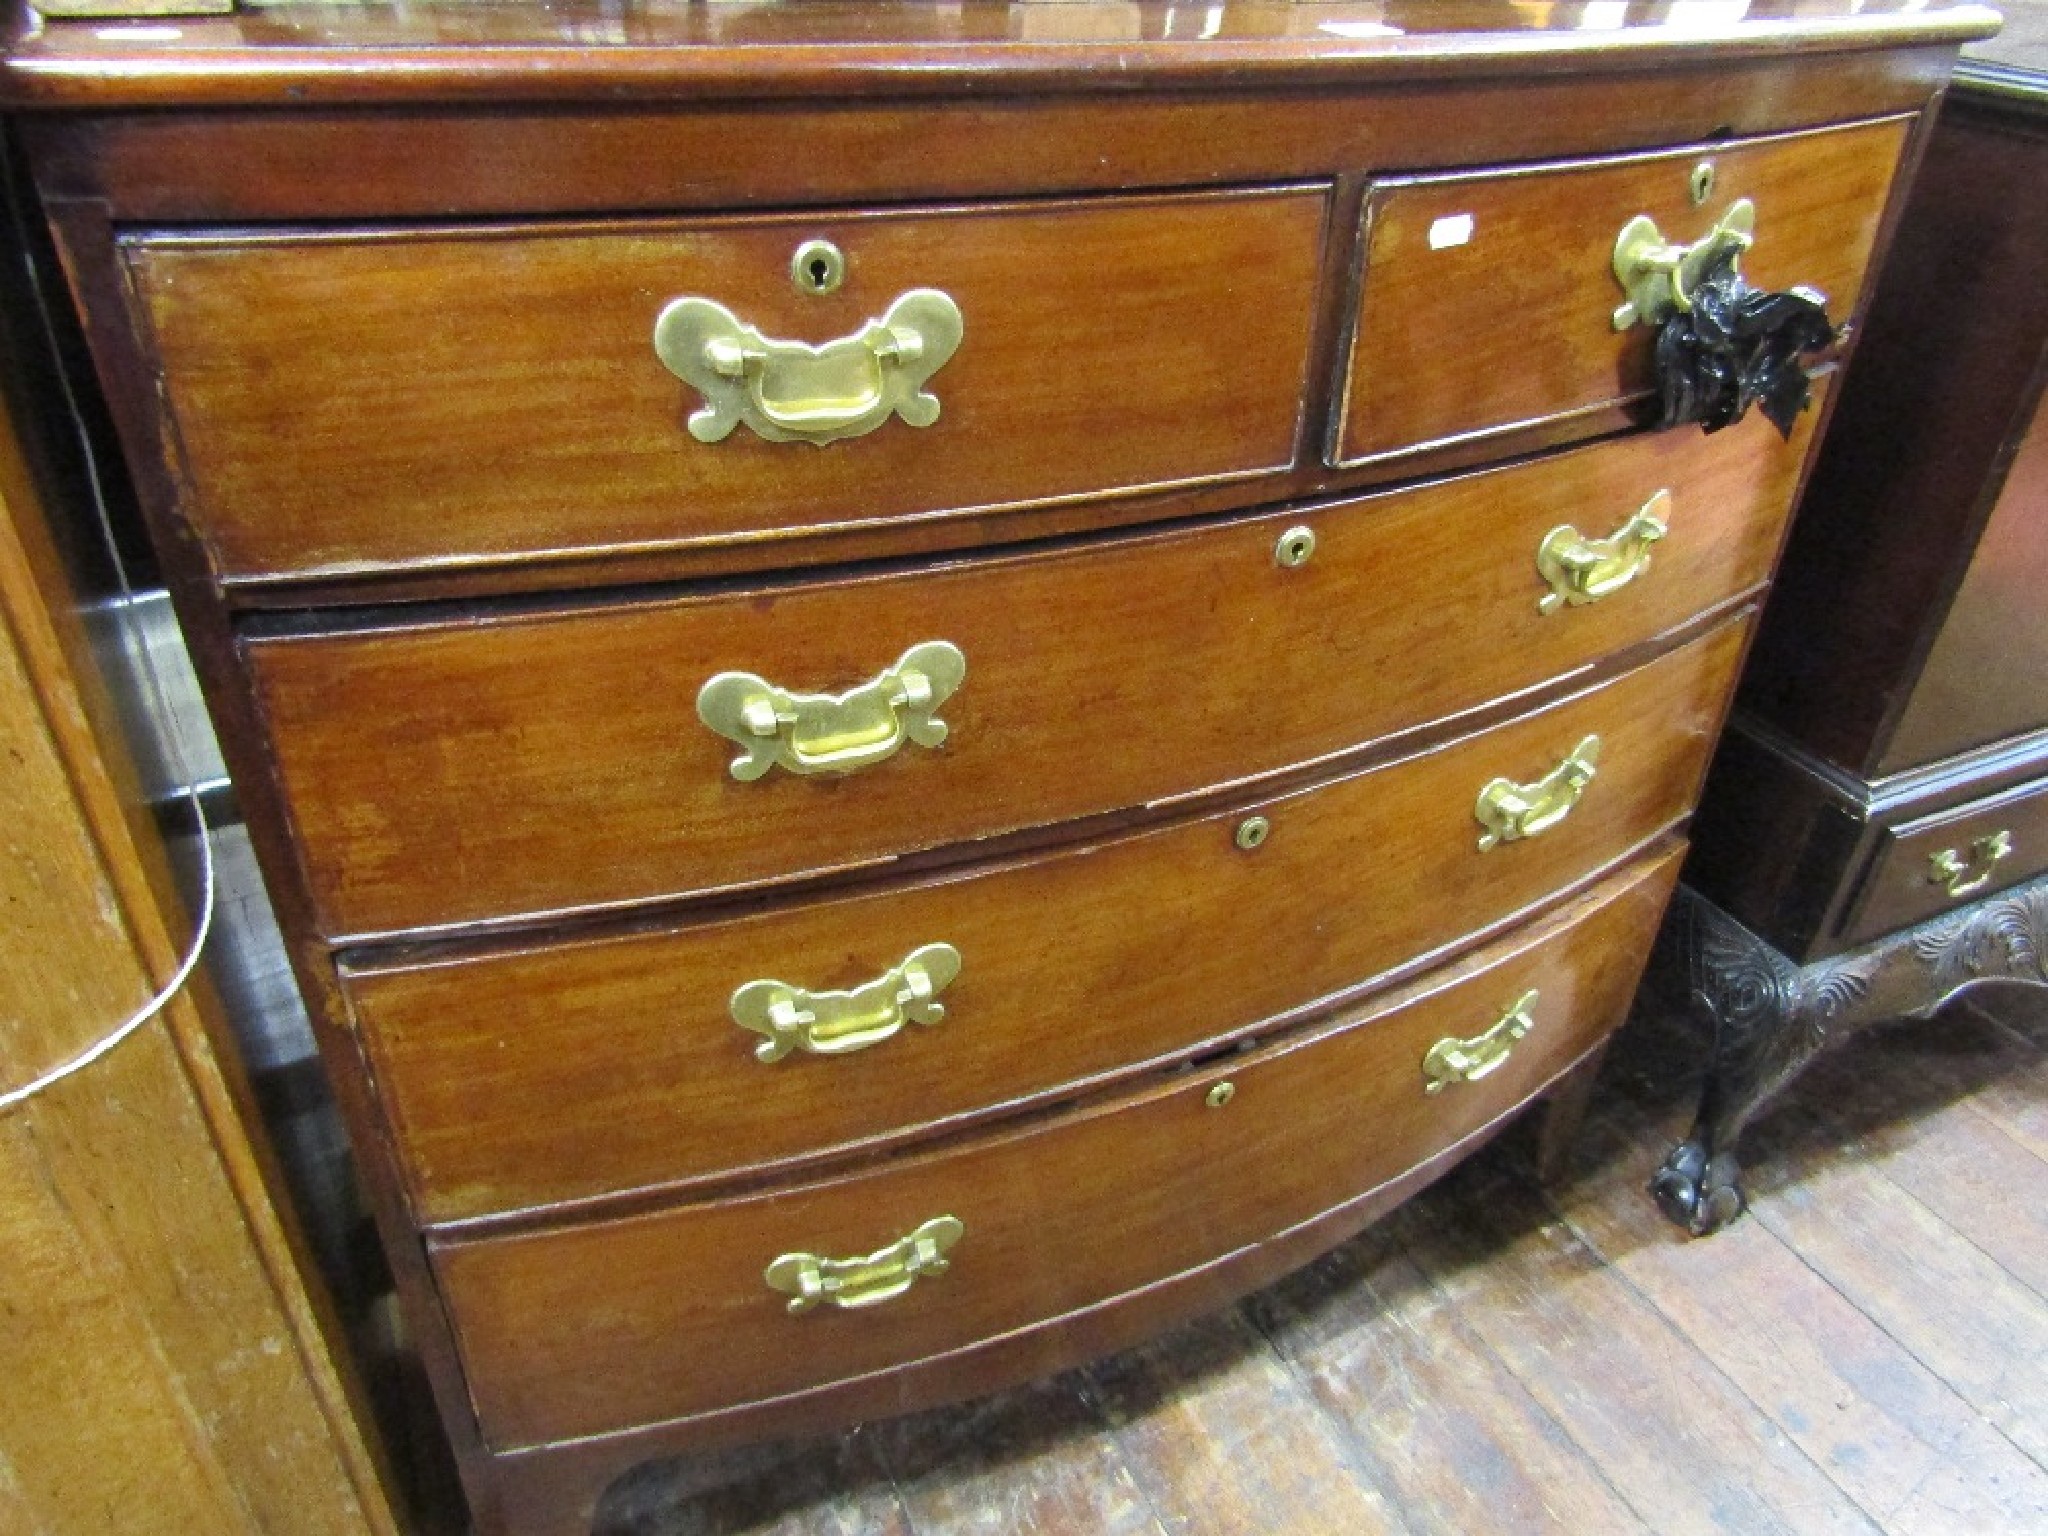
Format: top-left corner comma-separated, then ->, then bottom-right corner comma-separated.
0,4 -> 1994,1531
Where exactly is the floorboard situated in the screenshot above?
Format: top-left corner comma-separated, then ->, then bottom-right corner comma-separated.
577,987 -> 2048,1535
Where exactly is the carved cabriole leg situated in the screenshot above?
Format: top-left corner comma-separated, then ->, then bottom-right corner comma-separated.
1652,876 -> 2048,1236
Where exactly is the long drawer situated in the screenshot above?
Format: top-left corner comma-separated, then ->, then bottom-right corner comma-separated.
126,187 -> 1327,588
432,844 -> 1683,1451
1332,115 -> 1904,465
248,405 -> 1808,940
347,616 -> 1745,1224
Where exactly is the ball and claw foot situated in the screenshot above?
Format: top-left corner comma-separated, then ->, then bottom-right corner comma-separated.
1650,1138 -> 1746,1236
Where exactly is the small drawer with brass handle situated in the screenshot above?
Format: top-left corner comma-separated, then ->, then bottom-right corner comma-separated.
764,1216 -> 964,1314
1928,831 -> 2015,899
697,640 -> 966,782
1537,490 -> 1670,615
1836,775 -> 2048,948
1475,736 -> 1602,851
429,849 -> 1683,1451
1331,115 -> 1905,468
730,943 -> 962,1063
654,287 -> 963,447
1422,990 -> 1538,1094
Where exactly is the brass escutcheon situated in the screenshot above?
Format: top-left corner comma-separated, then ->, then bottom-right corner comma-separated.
1537,490 -> 1671,615
1610,198 -> 1756,331
1689,160 -> 1717,206
1206,1081 -> 1237,1109
765,1216 -> 964,1314
1927,830 -> 2014,899
654,287 -> 963,446
1234,816 -> 1271,851
730,943 -> 963,1064
791,239 -> 846,295
697,640 -> 966,782
1475,736 -> 1601,851
1422,990 -> 1539,1094
1274,526 -> 1317,569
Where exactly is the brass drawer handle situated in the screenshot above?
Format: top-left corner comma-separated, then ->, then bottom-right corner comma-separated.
653,288 -> 964,447
697,640 -> 966,782
1475,735 -> 1601,851
1928,830 -> 2014,899
730,943 -> 963,1064
1537,490 -> 1670,615
1423,990 -> 1539,1095
1610,199 -> 1755,331
766,1216 -> 964,1314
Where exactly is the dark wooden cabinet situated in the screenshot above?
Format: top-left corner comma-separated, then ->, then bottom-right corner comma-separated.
1656,60 -> 2048,1238
1689,64 -> 2048,962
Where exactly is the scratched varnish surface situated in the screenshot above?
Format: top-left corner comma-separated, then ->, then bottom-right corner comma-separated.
568,986 -> 2048,1535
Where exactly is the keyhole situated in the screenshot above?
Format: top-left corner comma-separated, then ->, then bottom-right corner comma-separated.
790,239 -> 846,296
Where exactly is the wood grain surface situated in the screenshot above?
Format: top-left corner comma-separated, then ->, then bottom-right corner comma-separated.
1739,86 -> 2048,777
1838,773 -> 2048,947
0,0 -> 1999,109
128,188 -> 1327,585
0,377 -> 396,1536
431,846 -> 1680,1451
1336,115 -> 1907,465
1882,394 -> 2048,769
346,616 -> 1745,1225
248,406 -> 1807,942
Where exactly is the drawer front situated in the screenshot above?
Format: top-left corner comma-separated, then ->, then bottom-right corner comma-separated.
1333,116 -> 1907,467
347,616 -> 1746,1223
432,846 -> 1682,1451
127,188 -> 1326,587
250,406 -> 1807,941
1840,774 -> 2048,947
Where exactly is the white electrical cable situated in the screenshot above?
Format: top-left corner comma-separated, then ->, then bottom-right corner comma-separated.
0,146 -> 219,1114
0,787 -> 216,1113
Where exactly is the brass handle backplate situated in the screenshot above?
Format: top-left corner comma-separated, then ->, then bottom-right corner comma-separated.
765,1216 -> 964,1314
1423,990 -> 1539,1095
654,288 -> 964,447
1611,198 -> 1756,332
1537,490 -> 1671,615
730,943 -> 963,1063
697,640 -> 966,782
1927,830 -> 2014,899
1475,735 -> 1601,851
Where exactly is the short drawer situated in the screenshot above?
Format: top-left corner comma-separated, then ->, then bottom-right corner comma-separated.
248,405 -> 1806,941
125,187 -> 1327,587
347,616 -> 1746,1223
431,845 -> 1682,1451
1839,774 -> 2048,948
1331,116 -> 1907,467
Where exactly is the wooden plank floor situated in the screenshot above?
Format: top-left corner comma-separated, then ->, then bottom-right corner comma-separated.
587,986 -> 2048,1536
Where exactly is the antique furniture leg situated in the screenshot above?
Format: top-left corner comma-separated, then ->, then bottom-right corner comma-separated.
1533,1043 -> 1611,1186
1652,876 -> 2048,1235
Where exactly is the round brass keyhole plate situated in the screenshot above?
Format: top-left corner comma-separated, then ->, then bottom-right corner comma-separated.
1234,816 -> 1271,851
791,239 -> 847,296
1274,526 -> 1317,569
1688,160 -> 1717,207
1206,1081 -> 1237,1109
